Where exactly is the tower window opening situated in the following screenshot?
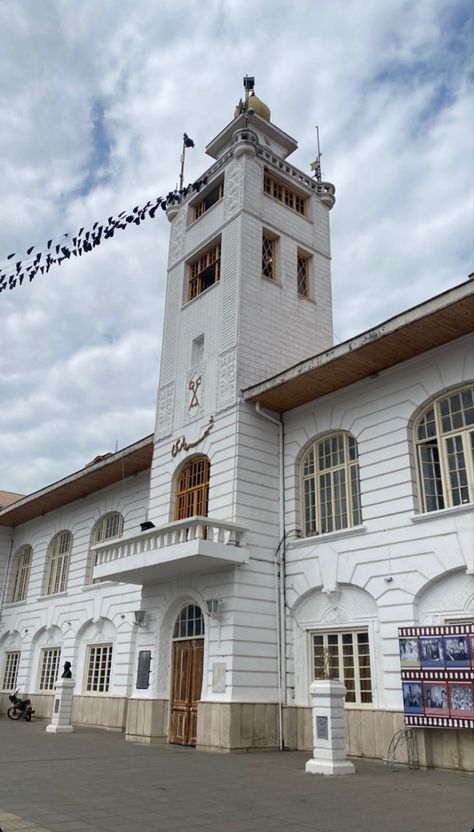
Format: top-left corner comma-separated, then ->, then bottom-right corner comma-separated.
192,180 -> 224,222
262,234 -> 276,281
188,242 -> 221,300
297,252 -> 311,297
264,171 -> 307,216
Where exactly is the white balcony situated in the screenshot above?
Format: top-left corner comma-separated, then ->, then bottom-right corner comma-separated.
92,516 -> 248,585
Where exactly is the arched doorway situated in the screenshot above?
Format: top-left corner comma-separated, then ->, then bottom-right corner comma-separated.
169,604 -> 205,746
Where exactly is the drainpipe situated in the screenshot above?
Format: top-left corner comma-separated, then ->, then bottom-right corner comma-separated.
255,403 -> 286,750
0,537 -> 14,621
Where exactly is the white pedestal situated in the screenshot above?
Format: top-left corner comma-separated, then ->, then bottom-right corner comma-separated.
305,679 -> 355,776
46,678 -> 75,734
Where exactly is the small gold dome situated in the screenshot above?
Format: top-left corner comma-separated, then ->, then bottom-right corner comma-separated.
233,92 -> 271,121
247,92 -> 271,121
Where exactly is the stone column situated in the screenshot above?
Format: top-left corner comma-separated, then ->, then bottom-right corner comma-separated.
46,678 -> 75,734
305,679 -> 355,775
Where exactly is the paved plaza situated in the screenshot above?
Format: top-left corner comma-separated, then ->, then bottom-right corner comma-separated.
0,718 -> 472,832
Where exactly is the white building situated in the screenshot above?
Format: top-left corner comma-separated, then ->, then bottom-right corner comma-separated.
1,87 -> 473,770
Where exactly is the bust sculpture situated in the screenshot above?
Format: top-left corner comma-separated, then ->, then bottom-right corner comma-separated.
61,661 -> 72,679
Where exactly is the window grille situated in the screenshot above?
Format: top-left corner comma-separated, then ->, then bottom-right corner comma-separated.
86,644 -> 113,693
174,456 -> 210,521
188,242 -> 221,300
10,545 -> 32,603
173,604 -> 205,639
45,531 -> 72,595
264,171 -> 307,216
262,235 -> 275,280
39,648 -> 61,691
192,180 -> 224,221
415,386 -> 474,512
297,253 -> 310,297
312,631 -> 372,704
302,433 -> 362,536
2,651 -> 20,691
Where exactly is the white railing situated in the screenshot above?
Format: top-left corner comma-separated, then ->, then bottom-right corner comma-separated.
93,517 -> 247,567
256,146 -> 335,198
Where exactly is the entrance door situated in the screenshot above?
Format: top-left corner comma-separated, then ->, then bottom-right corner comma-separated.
170,638 -> 204,745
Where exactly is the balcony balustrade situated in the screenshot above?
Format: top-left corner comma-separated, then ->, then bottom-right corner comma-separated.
92,516 -> 248,584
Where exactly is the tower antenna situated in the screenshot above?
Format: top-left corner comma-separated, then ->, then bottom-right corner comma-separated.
310,125 -> 322,182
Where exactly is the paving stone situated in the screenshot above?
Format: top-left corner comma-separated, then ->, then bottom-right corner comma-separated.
0,718 -> 472,832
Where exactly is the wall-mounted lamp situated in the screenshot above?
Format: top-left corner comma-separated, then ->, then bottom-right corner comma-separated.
134,610 -> 146,627
206,598 -> 222,617
140,520 -> 155,532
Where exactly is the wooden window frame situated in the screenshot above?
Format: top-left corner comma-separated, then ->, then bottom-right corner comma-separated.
310,629 -> 373,705
10,545 -> 32,603
192,180 -> 224,222
301,432 -> 362,537
415,385 -> 474,513
188,241 -> 221,301
2,651 -> 20,691
174,456 -> 210,521
45,531 -> 72,596
264,170 -> 308,216
85,643 -> 113,694
38,647 -> 61,691
297,250 -> 311,298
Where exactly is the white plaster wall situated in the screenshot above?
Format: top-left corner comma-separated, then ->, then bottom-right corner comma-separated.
0,472 -> 149,696
146,400 -> 282,703
283,335 -> 474,710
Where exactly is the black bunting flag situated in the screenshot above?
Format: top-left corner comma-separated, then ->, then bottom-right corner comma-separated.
0,175 -> 208,295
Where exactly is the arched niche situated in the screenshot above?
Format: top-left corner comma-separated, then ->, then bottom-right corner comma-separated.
292,585 -> 380,707
415,570 -> 474,625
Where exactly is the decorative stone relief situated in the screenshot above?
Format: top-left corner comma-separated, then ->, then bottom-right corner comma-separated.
224,161 -> 243,221
297,585 -> 377,627
321,606 -> 349,624
169,209 -> 185,265
184,366 -> 204,423
156,383 -> 175,438
216,349 -> 237,411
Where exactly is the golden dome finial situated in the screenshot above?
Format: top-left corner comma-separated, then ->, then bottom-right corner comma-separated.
233,76 -> 271,121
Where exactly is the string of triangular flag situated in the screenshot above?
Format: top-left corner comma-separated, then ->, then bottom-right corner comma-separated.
0,174 -> 207,296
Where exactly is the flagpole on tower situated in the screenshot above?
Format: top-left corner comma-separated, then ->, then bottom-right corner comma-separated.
179,133 -> 195,191
310,125 -> 322,182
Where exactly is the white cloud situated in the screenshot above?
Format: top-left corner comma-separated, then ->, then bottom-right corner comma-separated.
0,0 -> 472,492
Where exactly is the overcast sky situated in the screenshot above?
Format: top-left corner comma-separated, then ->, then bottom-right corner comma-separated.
0,0 -> 472,496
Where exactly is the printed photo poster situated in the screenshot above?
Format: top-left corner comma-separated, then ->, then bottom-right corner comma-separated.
469,634 -> 474,669
423,682 -> 449,716
420,636 -> 445,669
448,682 -> 474,718
444,635 -> 470,668
402,681 -> 424,714
399,638 -> 420,668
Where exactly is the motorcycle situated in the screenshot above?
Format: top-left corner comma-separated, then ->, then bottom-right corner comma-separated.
7,690 -> 35,721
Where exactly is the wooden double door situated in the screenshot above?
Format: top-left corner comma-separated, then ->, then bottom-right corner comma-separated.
169,638 -> 204,746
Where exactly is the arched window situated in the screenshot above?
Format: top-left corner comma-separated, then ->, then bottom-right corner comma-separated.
174,456 -> 210,520
86,512 -> 124,584
10,545 -> 32,603
415,385 -> 474,513
301,432 -> 362,536
45,531 -> 72,595
173,604 -> 205,639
